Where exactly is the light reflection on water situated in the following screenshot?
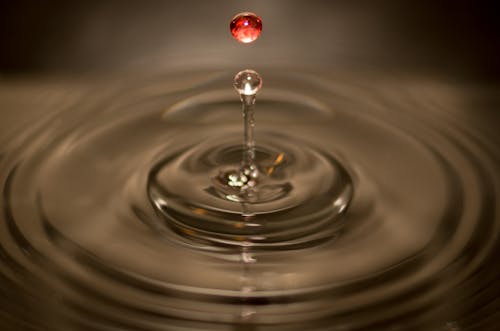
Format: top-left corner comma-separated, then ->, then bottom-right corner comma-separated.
0,69 -> 498,330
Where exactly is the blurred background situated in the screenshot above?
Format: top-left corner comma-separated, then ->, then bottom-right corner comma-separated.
0,2 -> 499,330
0,0 -> 498,80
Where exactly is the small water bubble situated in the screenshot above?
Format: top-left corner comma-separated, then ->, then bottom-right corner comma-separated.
233,69 -> 262,96
230,12 -> 262,43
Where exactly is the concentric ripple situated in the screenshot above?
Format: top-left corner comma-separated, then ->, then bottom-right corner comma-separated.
0,70 -> 498,331
148,132 -> 353,249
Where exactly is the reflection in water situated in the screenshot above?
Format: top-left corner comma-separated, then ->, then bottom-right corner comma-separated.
0,70 -> 499,330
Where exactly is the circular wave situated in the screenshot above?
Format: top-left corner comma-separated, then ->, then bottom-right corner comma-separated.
0,70 -> 498,331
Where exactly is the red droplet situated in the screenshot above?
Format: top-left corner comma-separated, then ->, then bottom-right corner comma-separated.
230,12 -> 262,43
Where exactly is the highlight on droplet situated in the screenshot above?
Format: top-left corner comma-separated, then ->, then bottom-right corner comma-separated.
230,12 -> 262,43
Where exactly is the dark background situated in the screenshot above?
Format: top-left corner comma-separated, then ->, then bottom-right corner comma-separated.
0,0 -> 498,81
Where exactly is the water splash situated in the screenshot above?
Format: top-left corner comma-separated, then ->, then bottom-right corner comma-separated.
0,70 -> 498,331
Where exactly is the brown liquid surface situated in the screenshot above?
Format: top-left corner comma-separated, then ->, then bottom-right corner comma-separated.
0,70 -> 499,330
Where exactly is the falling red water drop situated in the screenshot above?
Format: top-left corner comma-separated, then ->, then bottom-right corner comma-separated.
230,12 -> 262,43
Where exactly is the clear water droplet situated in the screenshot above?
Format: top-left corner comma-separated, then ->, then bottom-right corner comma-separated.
233,69 -> 262,96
